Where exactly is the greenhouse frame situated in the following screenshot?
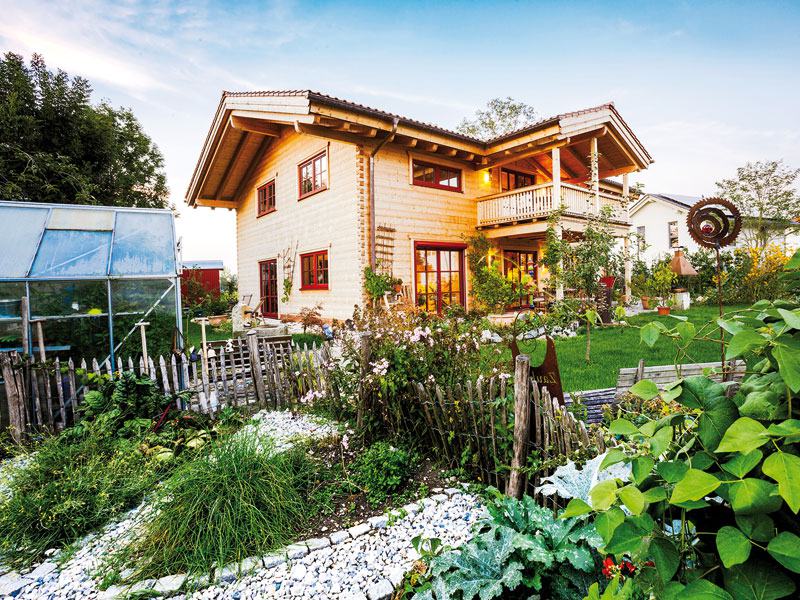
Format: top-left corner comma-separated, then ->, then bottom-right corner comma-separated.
0,201 -> 183,363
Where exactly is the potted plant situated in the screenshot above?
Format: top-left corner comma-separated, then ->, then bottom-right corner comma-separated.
392,277 -> 403,293
651,263 -> 677,315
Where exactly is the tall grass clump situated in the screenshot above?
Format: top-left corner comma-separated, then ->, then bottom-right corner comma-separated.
120,433 -> 314,579
0,433 -> 157,569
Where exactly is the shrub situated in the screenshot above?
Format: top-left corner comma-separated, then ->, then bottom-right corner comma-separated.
364,265 -> 399,300
117,433 -> 315,579
352,441 -> 416,507
299,304 -> 323,333
292,332 -> 325,348
414,491 -> 603,600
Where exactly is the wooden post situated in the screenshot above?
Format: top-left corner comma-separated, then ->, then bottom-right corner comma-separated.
35,321 -> 46,362
137,321 -> 150,375
20,295 -> 30,355
246,330 -> 267,406
554,222 -> 564,301
357,334 -> 371,430
507,354 -> 531,499
1,352 -> 28,443
623,234 -> 632,302
590,136 -> 600,212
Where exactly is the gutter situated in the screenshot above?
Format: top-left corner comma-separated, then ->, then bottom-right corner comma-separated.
368,117 -> 399,268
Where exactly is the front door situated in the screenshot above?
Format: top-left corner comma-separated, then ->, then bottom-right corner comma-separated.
414,243 -> 466,313
259,259 -> 278,318
504,250 -> 538,308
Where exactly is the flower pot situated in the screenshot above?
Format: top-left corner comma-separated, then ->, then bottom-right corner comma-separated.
657,306 -> 671,316
393,283 -> 403,293
641,296 -> 651,310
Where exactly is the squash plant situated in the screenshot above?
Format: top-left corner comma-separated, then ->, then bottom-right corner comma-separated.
564,255 -> 800,599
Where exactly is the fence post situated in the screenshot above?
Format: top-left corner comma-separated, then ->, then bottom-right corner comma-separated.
246,330 -> 267,406
0,352 -> 27,443
357,334 -> 371,431
507,353 -> 531,499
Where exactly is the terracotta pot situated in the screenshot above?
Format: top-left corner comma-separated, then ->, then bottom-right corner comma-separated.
393,283 -> 403,293
207,315 -> 229,326
641,296 -> 651,310
657,306 -> 671,316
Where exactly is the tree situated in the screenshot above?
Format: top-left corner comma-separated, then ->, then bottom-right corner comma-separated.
715,159 -> 800,248
0,52 -> 169,208
456,97 -> 538,141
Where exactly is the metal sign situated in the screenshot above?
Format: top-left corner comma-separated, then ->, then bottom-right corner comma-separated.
531,336 -> 565,405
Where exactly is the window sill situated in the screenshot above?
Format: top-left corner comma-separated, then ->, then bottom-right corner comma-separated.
300,285 -> 329,291
411,181 -> 463,193
298,186 -> 328,201
257,208 -> 276,218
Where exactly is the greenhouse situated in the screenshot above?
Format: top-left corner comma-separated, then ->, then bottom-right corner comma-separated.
0,202 -> 182,362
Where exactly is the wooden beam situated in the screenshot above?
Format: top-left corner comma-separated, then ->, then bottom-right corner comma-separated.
440,148 -> 458,157
229,115 -> 281,137
195,198 -> 238,209
401,137 -> 418,148
418,141 -> 439,152
233,136 -> 272,202
213,131 -> 249,199
295,122 -> 381,146
605,126 -> 640,168
458,151 -> 475,161
525,156 -> 552,180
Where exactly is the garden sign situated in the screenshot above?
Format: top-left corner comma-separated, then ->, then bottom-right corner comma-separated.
531,336 -> 564,405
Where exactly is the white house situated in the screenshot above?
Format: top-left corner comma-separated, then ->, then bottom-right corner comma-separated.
629,193 -> 800,264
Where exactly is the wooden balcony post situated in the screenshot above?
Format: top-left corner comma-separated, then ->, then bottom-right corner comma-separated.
555,222 -> 564,301
552,147 -> 561,208
590,137 -> 600,212
624,235 -> 632,301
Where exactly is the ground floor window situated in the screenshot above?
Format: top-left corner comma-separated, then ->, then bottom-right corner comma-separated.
300,250 -> 329,290
414,243 -> 465,313
503,250 -> 538,308
258,259 -> 278,318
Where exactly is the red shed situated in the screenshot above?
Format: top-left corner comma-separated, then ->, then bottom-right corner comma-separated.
181,260 -> 224,302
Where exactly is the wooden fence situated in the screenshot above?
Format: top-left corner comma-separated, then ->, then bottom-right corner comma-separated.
0,332 -> 331,442
414,354 -> 606,500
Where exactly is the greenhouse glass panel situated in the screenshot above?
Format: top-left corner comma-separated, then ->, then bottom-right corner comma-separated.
29,281 -> 109,358
0,206 -> 49,278
112,279 -> 177,359
0,282 -> 26,351
111,212 -> 175,276
30,230 -> 111,277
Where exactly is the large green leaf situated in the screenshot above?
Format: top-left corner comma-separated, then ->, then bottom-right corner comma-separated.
630,379 -> 660,401
723,559 -> 796,600
776,308 -> 800,330
604,518 -> 651,555
772,343 -> 800,393
599,448 -> 628,471
641,322 -> 664,347
679,579 -> 733,600
698,393 -> 739,451
735,514 -> 775,543
766,419 -> 800,443
729,479 -> 783,515
657,460 -> 689,483
632,456 -> 655,484
618,485 -> 645,515
767,532 -> 800,574
650,536 -> 680,582
590,479 -> 619,511
609,419 -> 640,436
716,526 -> 752,568
726,330 -> 768,359
762,452 -> 800,514
671,468 -> 721,504
561,498 -> 592,518
594,507 -> 625,544
676,320 -> 697,343
677,376 -> 722,410
722,450 -> 764,479
716,417 -> 769,454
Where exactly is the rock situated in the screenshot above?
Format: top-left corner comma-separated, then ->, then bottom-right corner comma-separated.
305,537 -> 331,551
431,493 -> 449,502
0,574 -> 32,596
289,563 -> 308,581
97,584 -> 128,599
368,515 -> 388,529
329,530 -> 350,545
129,578 -> 155,593
401,502 -> 420,516
286,542 -> 309,559
262,553 -> 286,569
348,523 -> 371,539
367,579 -> 394,600
153,574 -> 187,594
28,561 -> 57,580
387,566 -> 405,587
444,488 -> 462,496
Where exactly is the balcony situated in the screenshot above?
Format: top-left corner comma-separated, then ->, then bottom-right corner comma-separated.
476,182 -> 629,228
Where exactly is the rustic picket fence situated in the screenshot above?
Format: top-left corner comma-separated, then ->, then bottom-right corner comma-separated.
0,332 -> 331,442
414,354 -> 606,500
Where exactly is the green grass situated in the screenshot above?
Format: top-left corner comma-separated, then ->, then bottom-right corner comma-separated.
184,319 -> 233,349
516,303 -> 748,392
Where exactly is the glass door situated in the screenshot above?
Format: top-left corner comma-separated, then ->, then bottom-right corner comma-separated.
504,250 -> 538,308
414,244 -> 465,313
259,259 -> 278,318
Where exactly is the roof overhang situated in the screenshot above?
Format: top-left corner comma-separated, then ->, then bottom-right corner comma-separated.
185,92 -> 654,208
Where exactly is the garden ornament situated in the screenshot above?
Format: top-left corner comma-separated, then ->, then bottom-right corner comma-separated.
686,197 -> 742,374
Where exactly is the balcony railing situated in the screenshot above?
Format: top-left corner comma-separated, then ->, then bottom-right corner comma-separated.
476,182 -> 628,228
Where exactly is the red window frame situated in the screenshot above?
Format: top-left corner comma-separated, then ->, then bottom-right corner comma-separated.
297,150 -> 328,200
258,258 -> 279,318
413,241 -> 467,313
257,180 -> 276,217
411,159 -> 463,192
300,250 -> 329,290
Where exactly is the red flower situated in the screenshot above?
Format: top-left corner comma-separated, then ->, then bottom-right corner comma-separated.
602,557 -> 616,578
622,560 -> 636,574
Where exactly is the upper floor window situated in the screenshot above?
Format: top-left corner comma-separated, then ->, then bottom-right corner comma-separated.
298,150 -> 328,199
412,159 -> 462,192
500,168 -> 536,191
668,221 -> 679,248
257,180 -> 276,216
300,250 -> 329,290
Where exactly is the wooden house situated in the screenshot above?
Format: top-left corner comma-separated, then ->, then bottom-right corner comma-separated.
185,91 -> 653,320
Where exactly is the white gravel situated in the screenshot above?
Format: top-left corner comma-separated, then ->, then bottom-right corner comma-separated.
235,410 -> 339,452
0,454 -> 32,500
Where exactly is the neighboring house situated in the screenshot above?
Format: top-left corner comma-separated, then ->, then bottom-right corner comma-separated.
629,193 -> 800,265
185,91 -> 653,320
181,260 -> 224,300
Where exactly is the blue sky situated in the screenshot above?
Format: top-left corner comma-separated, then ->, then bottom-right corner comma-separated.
1,0 -> 798,270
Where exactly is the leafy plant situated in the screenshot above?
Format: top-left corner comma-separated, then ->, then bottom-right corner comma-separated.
364,265 -> 400,300
572,256 -> 800,599
352,441 -> 416,507
298,303 -> 324,333
648,262 -> 676,307
536,452 -> 631,505
414,491 -> 603,600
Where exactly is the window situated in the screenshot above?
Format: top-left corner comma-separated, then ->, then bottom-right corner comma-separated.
411,159 -> 462,192
668,221 -> 679,248
500,168 -> 536,191
259,259 -> 278,318
414,243 -> 465,313
298,150 -> 328,199
257,180 -> 276,216
300,250 -> 329,290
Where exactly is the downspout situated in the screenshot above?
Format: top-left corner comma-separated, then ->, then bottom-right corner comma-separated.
369,117 -> 399,268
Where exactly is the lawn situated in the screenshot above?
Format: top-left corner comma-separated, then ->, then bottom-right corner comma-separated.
517,303 -> 748,392
183,319 -> 233,349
